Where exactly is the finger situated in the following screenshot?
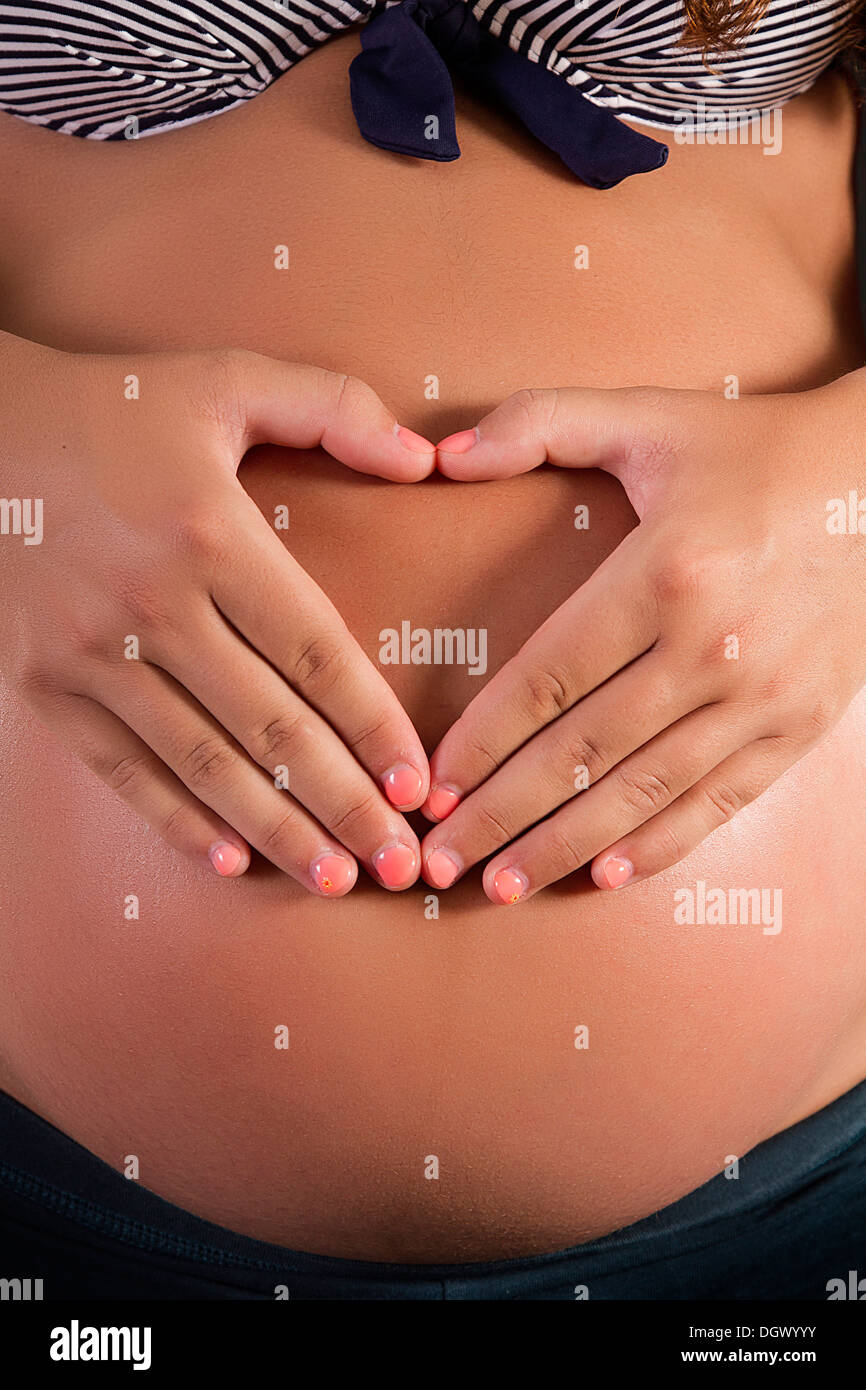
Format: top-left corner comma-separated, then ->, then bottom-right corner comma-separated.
423,534 -> 657,820
99,663 -> 368,895
224,353 -> 436,482
589,736 -> 801,893
211,501 -> 429,813
163,602 -> 423,880
421,651 -> 699,886
478,703 -> 748,904
28,690 -> 251,877
436,385 -> 687,504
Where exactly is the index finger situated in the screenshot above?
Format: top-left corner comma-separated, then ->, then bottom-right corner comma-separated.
212,497 -> 430,811
436,385 -> 692,515
221,353 -> 437,482
423,535 -> 656,819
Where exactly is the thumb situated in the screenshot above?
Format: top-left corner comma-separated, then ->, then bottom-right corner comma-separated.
219,351 -> 436,482
436,385 -> 693,514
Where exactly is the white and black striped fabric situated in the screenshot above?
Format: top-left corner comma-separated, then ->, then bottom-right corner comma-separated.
0,0 -> 856,140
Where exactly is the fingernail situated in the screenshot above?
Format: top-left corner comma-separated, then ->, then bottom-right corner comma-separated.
437,428 -> 478,454
209,841 -> 244,876
372,842 -> 419,889
383,763 -> 423,809
396,424 -> 435,454
310,852 -> 356,896
424,848 -> 462,889
601,856 -> 633,889
426,784 -> 461,821
491,867 -> 528,905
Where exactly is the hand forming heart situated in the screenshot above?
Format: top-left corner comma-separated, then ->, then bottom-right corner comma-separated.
0,339 -> 437,895
419,375 -> 866,904
3,331 -> 863,902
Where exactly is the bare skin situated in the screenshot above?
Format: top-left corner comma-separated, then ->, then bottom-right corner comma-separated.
0,34 -> 865,1262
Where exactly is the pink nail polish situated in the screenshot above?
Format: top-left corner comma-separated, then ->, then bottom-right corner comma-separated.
426,784 -> 461,821
209,842 -> 244,876
311,853 -> 356,896
491,867 -> 528,905
601,856 -> 633,889
383,764 -> 423,809
424,848 -> 461,889
372,843 -> 418,889
396,425 -> 435,454
437,428 -> 478,454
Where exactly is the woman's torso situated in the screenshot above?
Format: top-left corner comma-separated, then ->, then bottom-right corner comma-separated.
0,32 -> 865,1261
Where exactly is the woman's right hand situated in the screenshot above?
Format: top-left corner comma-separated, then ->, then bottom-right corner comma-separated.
0,334 -> 435,894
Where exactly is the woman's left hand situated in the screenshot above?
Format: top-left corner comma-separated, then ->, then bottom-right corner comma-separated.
420,372 -> 866,903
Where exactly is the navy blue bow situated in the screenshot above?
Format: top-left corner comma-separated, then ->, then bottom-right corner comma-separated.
348,0 -> 668,190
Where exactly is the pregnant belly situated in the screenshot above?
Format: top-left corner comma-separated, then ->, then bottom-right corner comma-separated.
0,35 -> 865,1262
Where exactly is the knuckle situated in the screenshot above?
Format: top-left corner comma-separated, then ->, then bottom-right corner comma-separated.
654,542 -> 742,610
508,387 -> 534,420
258,809 -> 298,861
331,371 -> 368,416
13,658 -> 66,705
800,694 -> 841,740
560,731 -> 606,783
524,665 -> 575,723
460,728 -> 502,777
50,600 -> 113,661
701,779 -> 744,822
160,799 -> 198,843
208,345 -> 256,387
652,549 -> 705,604
508,387 -> 555,435
652,534 -> 744,607
112,575 -> 175,631
626,384 -> 672,420
474,801 -> 515,843
172,501 -> 237,570
548,822 -> 589,872
199,347 -> 256,442
180,735 -> 238,791
255,710 -> 307,766
104,750 -> 155,795
615,763 -> 673,815
291,635 -> 349,695
623,386 -> 682,465
346,709 -> 392,758
648,818 -> 687,867
210,345 -> 254,378
328,788 -> 382,840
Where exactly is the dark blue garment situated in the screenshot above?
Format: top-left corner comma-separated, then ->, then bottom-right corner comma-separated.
348,0 -> 669,189
2,1081 -> 866,1299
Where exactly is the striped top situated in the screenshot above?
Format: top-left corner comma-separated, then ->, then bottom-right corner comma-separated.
0,0 -> 856,143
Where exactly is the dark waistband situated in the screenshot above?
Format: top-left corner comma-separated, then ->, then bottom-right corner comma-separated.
2,1078 -> 866,1291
